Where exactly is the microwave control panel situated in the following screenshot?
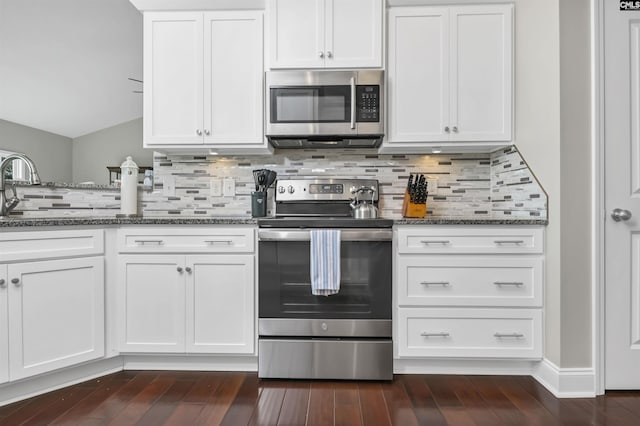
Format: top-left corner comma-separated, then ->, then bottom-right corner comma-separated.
356,85 -> 380,122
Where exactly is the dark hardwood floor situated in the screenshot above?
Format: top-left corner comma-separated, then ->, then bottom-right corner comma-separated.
1,371 -> 640,425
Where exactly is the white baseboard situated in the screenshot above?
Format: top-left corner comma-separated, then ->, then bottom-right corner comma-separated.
394,358 -> 538,375
0,357 -> 123,407
122,354 -> 258,372
0,355 -> 596,407
533,358 -> 596,398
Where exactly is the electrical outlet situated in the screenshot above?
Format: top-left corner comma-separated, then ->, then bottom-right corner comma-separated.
163,176 -> 176,196
426,178 -> 438,196
223,177 -> 235,197
210,178 -> 222,197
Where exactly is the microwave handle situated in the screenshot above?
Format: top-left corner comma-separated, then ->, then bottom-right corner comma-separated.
350,77 -> 356,130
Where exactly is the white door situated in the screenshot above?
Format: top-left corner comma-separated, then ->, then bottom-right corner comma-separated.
450,5 -> 512,142
118,255 -> 186,353
204,12 -> 263,145
0,265 -> 8,384
387,7 -> 450,144
8,257 -> 104,381
143,12 -> 204,146
186,255 -> 254,354
268,0 -> 325,68
605,2 -> 640,389
327,0 -> 382,68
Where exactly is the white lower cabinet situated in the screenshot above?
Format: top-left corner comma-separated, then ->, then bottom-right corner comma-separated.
117,228 -> 255,354
0,266 -> 8,384
397,308 -> 542,359
395,226 -> 544,361
0,230 -> 105,384
7,257 -> 105,381
118,255 -> 186,353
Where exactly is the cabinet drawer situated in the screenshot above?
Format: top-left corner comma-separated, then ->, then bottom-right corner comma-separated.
397,308 -> 542,359
117,227 -> 254,253
0,229 -> 104,263
396,226 -> 544,254
397,256 -> 543,307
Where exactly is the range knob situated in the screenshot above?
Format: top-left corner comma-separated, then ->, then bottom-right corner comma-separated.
277,186 -> 285,194
287,185 -> 295,194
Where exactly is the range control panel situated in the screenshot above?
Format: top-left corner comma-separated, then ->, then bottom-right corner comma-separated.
275,178 -> 379,202
356,85 -> 380,122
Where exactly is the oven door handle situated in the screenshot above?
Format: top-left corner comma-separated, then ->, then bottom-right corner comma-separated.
258,229 -> 392,242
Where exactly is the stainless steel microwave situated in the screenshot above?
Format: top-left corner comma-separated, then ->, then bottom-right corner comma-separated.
265,70 -> 384,149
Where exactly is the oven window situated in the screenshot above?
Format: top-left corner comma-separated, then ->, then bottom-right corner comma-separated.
270,86 -> 351,123
259,240 -> 391,319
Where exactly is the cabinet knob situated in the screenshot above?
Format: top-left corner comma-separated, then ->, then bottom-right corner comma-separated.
185,267 -> 192,273
326,51 -> 333,58
444,126 -> 450,133
196,129 -> 203,136
177,267 -> 183,273
204,130 -> 210,136
452,126 -> 458,133
0,279 -> 5,287
11,278 -> 20,286
319,51 -> 324,58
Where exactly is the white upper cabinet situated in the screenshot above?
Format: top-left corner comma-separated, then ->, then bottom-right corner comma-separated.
386,5 -> 513,150
143,11 -> 267,152
268,0 -> 383,69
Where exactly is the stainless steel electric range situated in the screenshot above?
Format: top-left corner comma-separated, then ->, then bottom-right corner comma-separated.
257,178 -> 393,380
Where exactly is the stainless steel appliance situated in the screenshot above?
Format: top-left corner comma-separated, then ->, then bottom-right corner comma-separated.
265,70 -> 384,149
257,178 -> 393,380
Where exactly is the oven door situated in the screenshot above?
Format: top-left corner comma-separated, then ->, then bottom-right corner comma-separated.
258,228 -> 392,332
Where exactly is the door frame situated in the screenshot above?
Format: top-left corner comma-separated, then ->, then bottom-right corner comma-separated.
593,0 -> 606,395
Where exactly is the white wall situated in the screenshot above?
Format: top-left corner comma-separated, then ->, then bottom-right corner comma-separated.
0,119 -> 73,182
72,118 -> 152,185
559,0 -> 592,367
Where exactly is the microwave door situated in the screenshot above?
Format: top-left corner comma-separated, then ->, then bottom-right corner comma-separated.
268,85 -> 356,137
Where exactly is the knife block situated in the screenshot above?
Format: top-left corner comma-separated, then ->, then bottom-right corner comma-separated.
401,189 -> 427,218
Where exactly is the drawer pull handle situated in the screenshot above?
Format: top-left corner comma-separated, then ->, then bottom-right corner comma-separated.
204,240 -> 233,245
493,281 -> 524,287
134,239 -> 164,245
420,240 -> 451,245
494,240 -> 524,245
420,281 -> 450,287
420,332 -> 450,338
494,333 -> 524,339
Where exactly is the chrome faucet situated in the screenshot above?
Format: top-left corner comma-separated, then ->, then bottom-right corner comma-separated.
0,153 -> 41,218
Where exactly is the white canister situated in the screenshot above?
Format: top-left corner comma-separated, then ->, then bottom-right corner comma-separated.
120,156 -> 139,216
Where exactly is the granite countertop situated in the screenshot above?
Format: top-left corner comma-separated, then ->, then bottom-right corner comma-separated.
0,216 -> 547,228
395,217 -> 548,226
0,217 -> 258,228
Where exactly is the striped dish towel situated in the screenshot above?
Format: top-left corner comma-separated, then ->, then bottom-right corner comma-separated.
310,229 -> 341,296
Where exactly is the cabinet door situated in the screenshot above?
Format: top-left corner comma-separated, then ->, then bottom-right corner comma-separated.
387,7 -> 449,143
143,12 -> 204,146
186,255 -> 254,354
450,5 -> 512,141
0,266 -> 8,384
326,0 -> 382,68
268,0 -> 325,68
7,257 -> 105,381
117,255 -> 186,352
204,12 -> 264,145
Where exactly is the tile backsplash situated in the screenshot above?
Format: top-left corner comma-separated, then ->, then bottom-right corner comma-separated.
9,146 -> 547,220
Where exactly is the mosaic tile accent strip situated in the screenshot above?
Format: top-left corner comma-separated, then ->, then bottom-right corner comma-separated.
8,146 -> 547,221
